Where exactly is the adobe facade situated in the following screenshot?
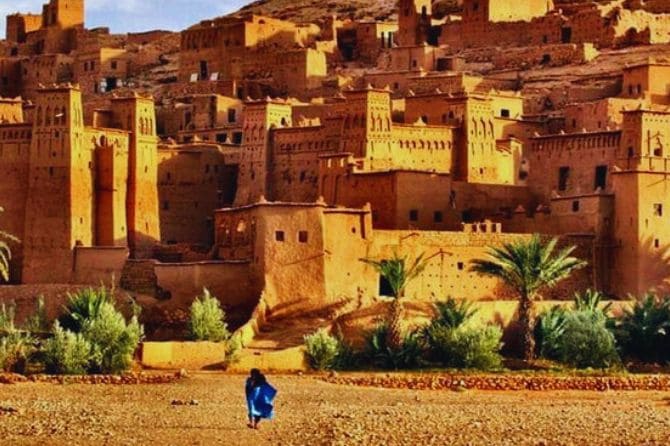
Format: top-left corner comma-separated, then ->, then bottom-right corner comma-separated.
2,0 -> 670,323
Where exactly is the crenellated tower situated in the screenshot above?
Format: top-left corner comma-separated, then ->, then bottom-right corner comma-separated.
234,99 -> 293,205
397,0 -> 432,46
611,107 -> 670,296
110,94 -> 160,258
23,84 -> 90,283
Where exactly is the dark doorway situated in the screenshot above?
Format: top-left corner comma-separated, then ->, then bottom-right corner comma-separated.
200,60 -> 208,80
595,165 -> 608,190
105,77 -> 118,92
558,166 -> 570,191
561,27 -> 572,43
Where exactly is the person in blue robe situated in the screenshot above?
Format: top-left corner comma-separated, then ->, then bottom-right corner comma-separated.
245,369 -> 277,429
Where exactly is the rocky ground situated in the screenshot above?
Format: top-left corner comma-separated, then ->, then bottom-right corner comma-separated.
0,374 -> 669,445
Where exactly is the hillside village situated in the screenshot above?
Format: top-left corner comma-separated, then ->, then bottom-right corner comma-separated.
1,0 -> 670,348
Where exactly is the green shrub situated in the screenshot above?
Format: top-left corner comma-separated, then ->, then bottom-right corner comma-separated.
42,322 -> 93,375
615,294 -> 670,364
80,302 -> 144,374
0,302 -> 16,333
304,329 -> 341,371
426,322 -> 503,370
363,324 -> 424,370
535,305 -> 568,360
54,286 -> 144,375
60,287 -> 113,332
188,289 -> 230,342
556,311 -> 620,369
573,289 -> 611,314
431,298 -> 477,329
223,333 -> 243,368
0,331 -> 34,373
24,296 -> 48,333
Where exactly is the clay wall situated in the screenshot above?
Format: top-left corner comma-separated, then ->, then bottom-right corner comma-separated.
389,45 -> 445,72
338,21 -> 398,63
503,194 -> 615,239
0,58 -> 22,98
0,124 -> 32,282
462,0 -> 554,23
397,0 -> 432,47
621,63 -> 670,105
19,54 -> 74,99
490,43 -> 598,70
235,100 -> 293,205
154,261 -> 259,307
109,96 -> 161,258
270,125 -> 330,203
72,246 -> 128,285
215,204 -> 329,314
528,130 -> 621,200
611,108 -> 670,296
171,94 -> 244,144
0,99 -> 24,123
367,229 -> 593,301
390,124 -> 455,172
6,14 -> 42,43
157,143 -> 237,246
22,86 -> 89,283
179,14 -> 321,83
87,127 -> 130,247
563,98 -> 639,132
235,48 -> 327,96
74,48 -> 128,95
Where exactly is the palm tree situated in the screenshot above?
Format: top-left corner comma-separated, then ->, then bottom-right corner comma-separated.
0,207 -> 19,283
470,234 -> 586,361
362,252 -> 429,350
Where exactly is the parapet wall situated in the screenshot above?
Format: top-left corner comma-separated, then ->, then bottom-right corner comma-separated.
72,246 -> 129,286
154,260 -> 260,307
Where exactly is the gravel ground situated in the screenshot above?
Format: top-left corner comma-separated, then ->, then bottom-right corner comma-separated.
0,374 -> 669,445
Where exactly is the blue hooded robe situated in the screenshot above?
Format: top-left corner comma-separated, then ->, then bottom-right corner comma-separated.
246,379 -> 277,420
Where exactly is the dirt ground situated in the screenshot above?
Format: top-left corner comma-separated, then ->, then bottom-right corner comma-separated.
0,374 -> 669,445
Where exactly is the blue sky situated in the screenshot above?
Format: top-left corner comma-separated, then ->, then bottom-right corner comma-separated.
0,0 -> 249,37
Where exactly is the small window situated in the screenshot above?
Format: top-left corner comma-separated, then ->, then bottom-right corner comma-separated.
111,61 -> 118,70
275,231 -> 285,242
558,166 -> 570,192
595,165 -> 607,190
298,231 -> 308,243
409,210 -> 419,222
500,109 -> 510,118
572,200 -> 580,212
457,262 -> 464,271
434,211 -> 443,223
654,203 -> 663,217
162,201 -> 169,211
228,109 -> 237,123
655,239 -> 661,249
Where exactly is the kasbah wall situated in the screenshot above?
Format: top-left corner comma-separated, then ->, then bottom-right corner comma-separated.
4,0 -> 670,337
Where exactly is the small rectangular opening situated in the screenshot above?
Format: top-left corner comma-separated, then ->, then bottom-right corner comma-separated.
434,211 -> 443,223
558,166 -> 570,192
275,231 -> 285,242
572,200 -> 580,212
298,231 -> 308,243
654,203 -> 663,217
500,109 -> 510,118
409,210 -> 419,222
595,165 -> 608,190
